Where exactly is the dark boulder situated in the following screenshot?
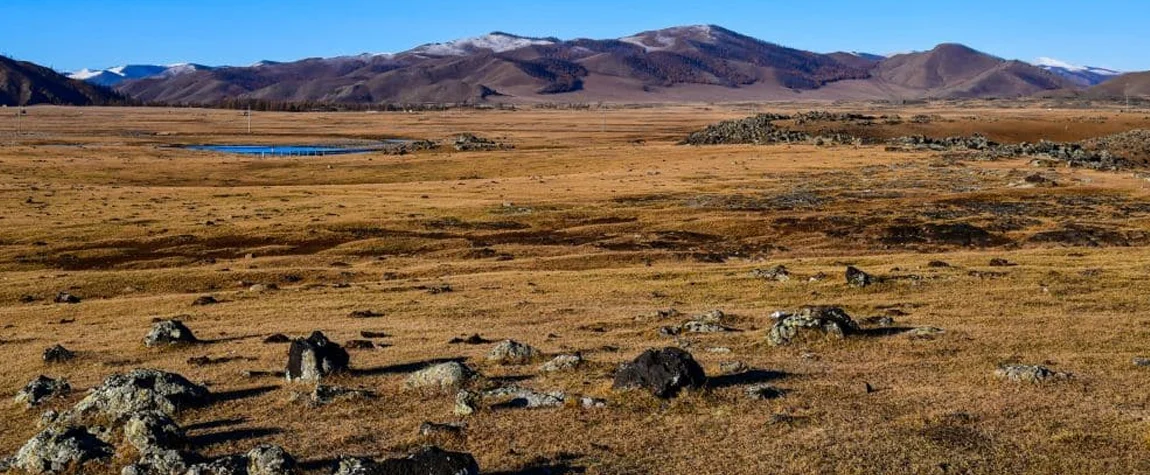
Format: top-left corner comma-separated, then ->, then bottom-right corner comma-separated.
53,292 -> 81,304
845,266 -> 875,287
285,331 -> 349,382
14,375 -> 71,407
191,296 -> 218,306
612,347 -> 706,398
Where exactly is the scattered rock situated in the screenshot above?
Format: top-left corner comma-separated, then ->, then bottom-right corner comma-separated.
285,331 -> 349,382
418,421 -> 465,438
845,266 -> 875,287
344,340 -> 375,350
745,384 -> 786,400
53,292 -> 81,304
486,340 -> 542,365
719,361 -> 749,374
988,258 -> 1014,267
927,260 -> 951,268
347,310 -> 383,319
11,426 -> 114,474
67,369 -> 210,422
144,319 -> 198,347
42,345 -> 75,363
580,396 -> 608,409
263,334 -> 291,344
334,447 -> 478,475
994,364 -> 1071,383
750,265 -> 790,282
248,283 -> 279,292
312,385 -> 375,405
406,362 -> 476,392
14,376 -> 71,408
360,331 -> 388,339
767,306 -> 859,346
907,326 -> 946,339
484,387 -> 566,409
612,347 -> 706,398
191,296 -> 218,306
246,444 -> 297,475
448,334 -> 491,345
539,354 -> 583,373
122,448 -> 193,475
1133,358 -> 1150,367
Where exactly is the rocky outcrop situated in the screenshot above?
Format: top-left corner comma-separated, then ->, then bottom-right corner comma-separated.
67,369 -> 210,423
612,348 -> 706,398
11,426 -> 114,474
333,446 -> 478,475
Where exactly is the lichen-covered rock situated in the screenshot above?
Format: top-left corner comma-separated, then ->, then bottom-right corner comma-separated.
123,411 -> 185,455
333,447 -> 479,475
15,376 -> 71,407
67,369 -> 210,423
406,362 -> 476,393
486,340 -> 542,365
285,331 -> 349,382
483,387 -> 566,409
121,448 -> 192,475
750,265 -> 790,282
612,347 -> 706,398
12,426 -> 114,474
184,454 -> 248,475
246,444 -> 297,475
767,306 -> 859,346
845,266 -> 875,287
994,364 -> 1071,383
42,345 -> 75,363
144,319 -> 199,347
539,354 -> 583,373
745,384 -> 785,400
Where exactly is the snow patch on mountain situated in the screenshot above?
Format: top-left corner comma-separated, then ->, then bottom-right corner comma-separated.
620,25 -> 717,51
70,63 -> 211,86
409,33 -> 556,56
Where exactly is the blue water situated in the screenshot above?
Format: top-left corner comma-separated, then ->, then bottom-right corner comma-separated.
186,144 -> 390,156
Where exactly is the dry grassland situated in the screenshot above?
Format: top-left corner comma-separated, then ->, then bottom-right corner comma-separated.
2,104 -> 1150,474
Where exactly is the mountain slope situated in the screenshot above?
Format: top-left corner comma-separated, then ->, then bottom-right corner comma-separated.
867,44 -> 1074,98
0,56 -> 129,106
119,26 -> 872,104
1085,71 -> 1150,98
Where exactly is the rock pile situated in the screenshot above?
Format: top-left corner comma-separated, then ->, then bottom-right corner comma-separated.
681,114 -> 808,145
452,133 -> 511,151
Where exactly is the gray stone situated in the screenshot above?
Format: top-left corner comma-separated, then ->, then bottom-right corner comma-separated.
122,448 -> 192,475
612,347 -> 706,398
906,326 -> 946,339
12,426 -> 114,474
246,444 -> 297,475
312,385 -> 375,405
332,447 -> 478,475
767,306 -> 859,346
580,396 -> 607,409
406,362 -> 476,392
750,265 -> 790,282
144,319 -> 199,347
184,455 -> 248,475
285,331 -> 349,382
486,340 -> 542,365
538,354 -> 583,372
1134,358 -> 1150,367
67,369 -> 210,423
15,376 -> 71,407
745,384 -> 786,400
483,387 -> 566,409
994,364 -> 1071,383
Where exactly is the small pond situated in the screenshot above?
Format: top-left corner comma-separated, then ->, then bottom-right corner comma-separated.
186,141 -> 405,156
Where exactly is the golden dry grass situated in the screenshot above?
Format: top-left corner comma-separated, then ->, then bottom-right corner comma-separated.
2,104 -> 1150,474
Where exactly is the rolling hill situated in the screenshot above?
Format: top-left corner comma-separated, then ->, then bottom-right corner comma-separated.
0,56 -> 129,106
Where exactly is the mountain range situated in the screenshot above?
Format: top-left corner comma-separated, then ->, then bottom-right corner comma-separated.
0,56 -> 128,106
4,25 -> 1147,106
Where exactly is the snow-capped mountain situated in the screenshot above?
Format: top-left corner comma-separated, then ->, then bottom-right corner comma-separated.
69,63 -> 213,87
407,32 -> 558,56
1032,57 -> 1120,87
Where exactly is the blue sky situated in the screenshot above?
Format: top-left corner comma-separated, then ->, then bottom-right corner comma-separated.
2,0 -> 1148,72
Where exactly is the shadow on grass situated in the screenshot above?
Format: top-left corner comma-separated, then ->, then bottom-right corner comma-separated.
489,453 -> 586,475
185,417 -> 247,432
707,370 -> 788,389
188,427 -> 282,447
210,385 -> 279,403
351,357 -> 465,376
201,333 -> 264,344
